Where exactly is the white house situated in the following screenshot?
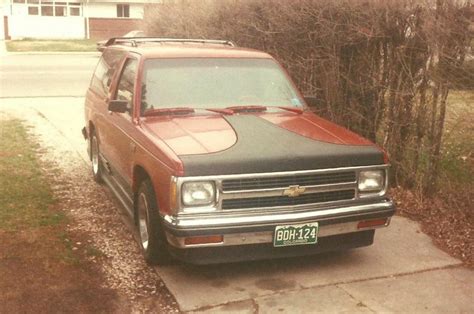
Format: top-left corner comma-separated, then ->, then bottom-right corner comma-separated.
1,0 -> 161,40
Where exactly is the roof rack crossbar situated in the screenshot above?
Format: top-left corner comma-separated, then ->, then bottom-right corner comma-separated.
104,37 -> 235,48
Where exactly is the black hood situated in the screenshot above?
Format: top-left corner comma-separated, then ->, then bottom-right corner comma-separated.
180,115 -> 383,176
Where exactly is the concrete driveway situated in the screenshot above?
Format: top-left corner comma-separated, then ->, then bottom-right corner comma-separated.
1,53 -> 473,313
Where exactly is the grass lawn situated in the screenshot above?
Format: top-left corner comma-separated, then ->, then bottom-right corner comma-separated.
0,118 -> 121,312
394,89 -> 474,268
5,39 -> 97,52
442,90 -> 474,184
0,119 -> 61,230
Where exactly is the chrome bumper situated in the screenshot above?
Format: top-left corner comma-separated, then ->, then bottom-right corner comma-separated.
162,200 -> 395,248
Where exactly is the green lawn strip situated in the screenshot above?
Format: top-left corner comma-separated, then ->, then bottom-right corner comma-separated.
0,119 -> 63,230
0,119 -> 90,262
5,39 -> 97,52
443,90 -> 474,185
0,120 -> 123,311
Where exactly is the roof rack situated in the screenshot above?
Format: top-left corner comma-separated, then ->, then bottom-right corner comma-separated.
104,37 -> 236,48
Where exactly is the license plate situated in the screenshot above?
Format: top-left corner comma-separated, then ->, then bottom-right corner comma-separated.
273,222 -> 319,247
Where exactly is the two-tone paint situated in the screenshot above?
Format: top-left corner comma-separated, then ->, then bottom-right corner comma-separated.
84,43 -> 395,264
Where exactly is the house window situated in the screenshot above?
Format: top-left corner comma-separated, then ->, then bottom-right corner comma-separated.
12,0 -> 82,16
117,4 -> 130,18
28,6 -> 39,15
41,5 -> 53,16
55,6 -> 66,16
69,3 -> 80,16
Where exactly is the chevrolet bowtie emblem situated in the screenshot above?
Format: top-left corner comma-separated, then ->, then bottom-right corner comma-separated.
283,185 -> 306,197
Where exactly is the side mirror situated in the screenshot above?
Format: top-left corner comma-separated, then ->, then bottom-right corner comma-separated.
108,99 -> 129,113
304,96 -> 318,107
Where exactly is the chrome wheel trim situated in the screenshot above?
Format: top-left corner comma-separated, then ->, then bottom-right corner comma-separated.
137,192 -> 150,250
91,136 -> 99,175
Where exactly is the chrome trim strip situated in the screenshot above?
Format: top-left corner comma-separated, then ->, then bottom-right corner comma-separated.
218,197 -> 357,214
165,218 -> 391,248
179,165 -> 389,181
221,182 -> 357,200
172,165 -> 390,213
163,200 -> 394,230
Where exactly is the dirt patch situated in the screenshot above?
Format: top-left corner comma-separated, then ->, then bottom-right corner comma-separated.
0,228 -> 127,313
0,112 -> 179,312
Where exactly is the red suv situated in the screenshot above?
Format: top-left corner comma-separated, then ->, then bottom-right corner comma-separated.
83,38 -> 395,265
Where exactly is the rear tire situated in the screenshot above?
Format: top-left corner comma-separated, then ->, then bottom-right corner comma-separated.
136,179 -> 172,265
90,131 -> 103,183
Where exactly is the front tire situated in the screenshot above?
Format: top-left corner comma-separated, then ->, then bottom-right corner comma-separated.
136,179 -> 172,265
90,131 -> 103,183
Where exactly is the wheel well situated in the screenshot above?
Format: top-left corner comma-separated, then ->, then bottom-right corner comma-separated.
133,165 -> 150,197
133,165 -> 152,223
88,122 -> 95,134
88,122 -> 95,160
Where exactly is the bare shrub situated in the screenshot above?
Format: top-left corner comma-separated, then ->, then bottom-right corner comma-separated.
144,0 -> 472,195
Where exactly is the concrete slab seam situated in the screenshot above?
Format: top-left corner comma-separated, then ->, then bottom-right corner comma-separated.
251,298 -> 259,314
298,263 -> 464,290
184,298 -> 259,314
335,284 -> 376,313
175,264 -> 465,313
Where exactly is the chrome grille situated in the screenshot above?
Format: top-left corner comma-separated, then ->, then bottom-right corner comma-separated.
222,171 -> 356,191
222,190 -> 355,210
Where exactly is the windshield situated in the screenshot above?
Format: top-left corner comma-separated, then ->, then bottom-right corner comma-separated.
141,58 -> 303,113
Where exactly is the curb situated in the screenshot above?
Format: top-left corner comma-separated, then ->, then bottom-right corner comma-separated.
0,40 -> 7,56
3,51 -> 100,56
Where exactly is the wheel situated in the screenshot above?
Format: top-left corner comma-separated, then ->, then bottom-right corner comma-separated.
90,131 -> 103,183
136,179 -> 172,265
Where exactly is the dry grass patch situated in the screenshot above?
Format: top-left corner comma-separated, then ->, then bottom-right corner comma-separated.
6,39 -> 96,52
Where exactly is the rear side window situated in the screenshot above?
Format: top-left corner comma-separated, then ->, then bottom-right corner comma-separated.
90,49 -> 126,97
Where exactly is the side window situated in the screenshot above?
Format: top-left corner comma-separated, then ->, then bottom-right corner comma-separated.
115,58 -> 138,116
90,49 -> 126,97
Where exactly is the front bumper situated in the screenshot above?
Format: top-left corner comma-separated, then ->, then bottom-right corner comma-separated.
168,230 -> 376,264
161,199 -> 395,264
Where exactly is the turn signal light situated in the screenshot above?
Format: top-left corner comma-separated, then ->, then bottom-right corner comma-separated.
169,178 -> 178,214
357,218 -> 388,229
184,235 -> 224,245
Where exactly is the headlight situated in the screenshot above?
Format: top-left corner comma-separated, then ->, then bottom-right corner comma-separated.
182,181 -> 216,206
358,170 -> 385,193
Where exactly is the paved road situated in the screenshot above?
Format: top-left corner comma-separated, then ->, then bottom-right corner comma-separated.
1,54 -> 473,313
0,53 -> 99,98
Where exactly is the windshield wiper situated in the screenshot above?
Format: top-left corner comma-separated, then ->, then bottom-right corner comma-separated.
141,105 -> 301,117
226,105 -> 267,113
205,108 -> 234,115
276,106 -> 304,114
225,105 -> 304,114
142,107 -> 195,117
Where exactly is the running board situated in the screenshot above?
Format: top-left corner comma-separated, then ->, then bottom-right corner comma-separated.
102,173 -> 134,219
